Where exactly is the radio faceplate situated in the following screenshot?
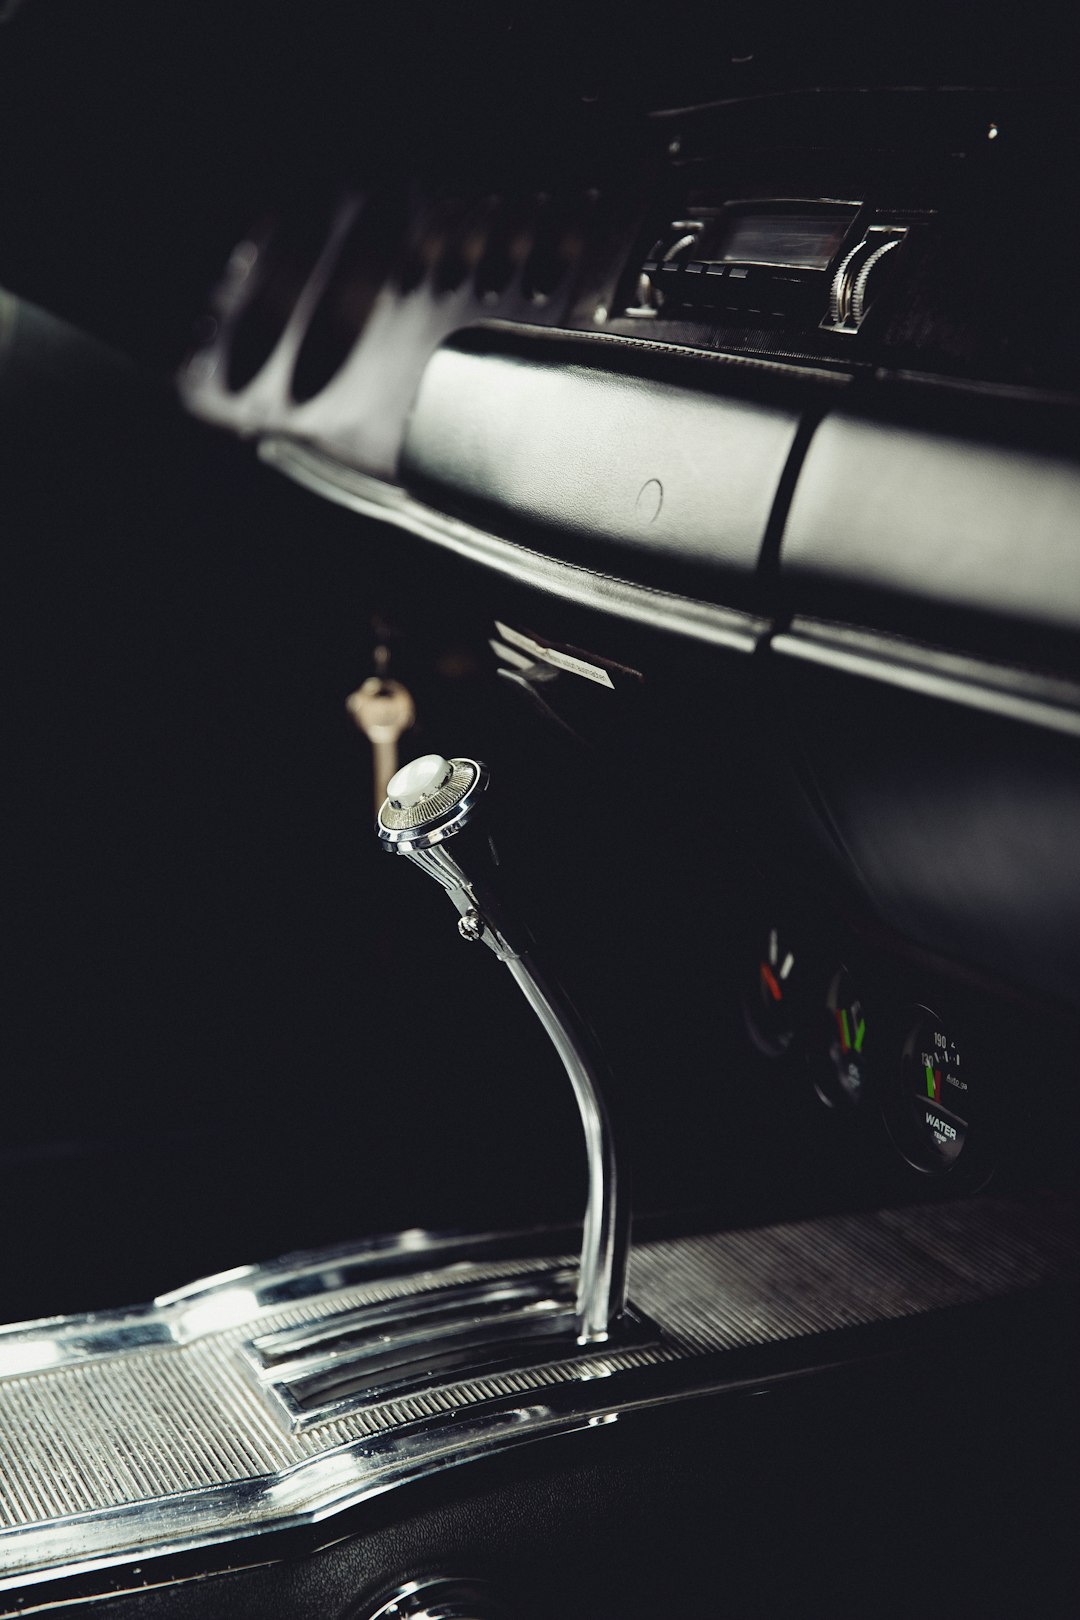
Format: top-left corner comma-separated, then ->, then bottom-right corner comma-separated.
623,195 -> 924,339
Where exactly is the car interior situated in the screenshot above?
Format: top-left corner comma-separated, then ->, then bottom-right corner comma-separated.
0,4 -> 1078,1617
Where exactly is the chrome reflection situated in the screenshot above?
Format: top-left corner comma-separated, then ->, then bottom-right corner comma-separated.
376,754 -> 629,1346
0,1199 -> 1072,1596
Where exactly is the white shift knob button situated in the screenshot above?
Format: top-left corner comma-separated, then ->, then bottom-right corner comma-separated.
386,753 -> 454,810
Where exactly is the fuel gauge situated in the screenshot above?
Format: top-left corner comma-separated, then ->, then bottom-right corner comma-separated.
744,925 -> 802,1056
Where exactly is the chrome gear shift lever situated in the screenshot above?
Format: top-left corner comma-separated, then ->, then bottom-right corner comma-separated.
377,754 -> 629,1344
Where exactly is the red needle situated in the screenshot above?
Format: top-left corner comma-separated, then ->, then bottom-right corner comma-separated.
760,963 -> 782,1002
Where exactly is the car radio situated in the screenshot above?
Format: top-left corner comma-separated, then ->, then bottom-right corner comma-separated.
624,197 -> 920,334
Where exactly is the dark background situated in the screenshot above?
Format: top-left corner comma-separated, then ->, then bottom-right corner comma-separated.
1,0 -> 1079,1324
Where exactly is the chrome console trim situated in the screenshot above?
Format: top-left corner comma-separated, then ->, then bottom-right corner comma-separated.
242,1264 -> 659,1433
363,1577 -> 508,1620
0,1198 -> 1073,1600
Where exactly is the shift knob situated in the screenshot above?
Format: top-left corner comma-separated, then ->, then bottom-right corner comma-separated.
386,753 -> 453,809
377,756 -> 489,854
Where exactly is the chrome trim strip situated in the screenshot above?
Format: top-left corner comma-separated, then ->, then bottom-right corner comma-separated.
363,1577 -> 507,1620
0,1198 -> 1072,1596
248,1267 -> 579,1366
238,1264 -> 660,1434
772,620 -> 1080,737
0,1228 -> 569,1373
257,440 -> 767,655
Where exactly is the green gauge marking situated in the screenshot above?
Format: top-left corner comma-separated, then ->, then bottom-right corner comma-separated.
819,967 -> 867,1109
896,1011 -> 968,1172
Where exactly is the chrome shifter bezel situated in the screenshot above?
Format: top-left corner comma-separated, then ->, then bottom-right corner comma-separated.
376,758 -> 488,849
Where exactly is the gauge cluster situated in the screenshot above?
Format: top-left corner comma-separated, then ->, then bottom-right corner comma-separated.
738,902 -> 1019,1193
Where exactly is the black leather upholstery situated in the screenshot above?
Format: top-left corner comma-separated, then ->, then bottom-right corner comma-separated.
780,411 -> 1080,664
401,330 -> 812,605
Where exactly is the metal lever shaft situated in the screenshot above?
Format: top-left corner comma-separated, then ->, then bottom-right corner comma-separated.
376,754 -> 629,1344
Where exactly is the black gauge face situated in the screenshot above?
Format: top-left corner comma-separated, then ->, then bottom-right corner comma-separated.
744,926 -> 801,1056
816,967 -> 867,1107
897,1010 -> 969,1169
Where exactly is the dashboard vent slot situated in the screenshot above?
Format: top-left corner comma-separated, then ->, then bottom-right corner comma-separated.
290,193 -> 405,402
520,194 -> 593,304
474,195 -> 537,301
223,203 -> 335,393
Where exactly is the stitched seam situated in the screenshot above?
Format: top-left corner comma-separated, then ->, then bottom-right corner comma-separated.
464,319 -> 854,384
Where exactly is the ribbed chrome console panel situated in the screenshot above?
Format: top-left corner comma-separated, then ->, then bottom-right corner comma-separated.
0,1197 -> 1073,1597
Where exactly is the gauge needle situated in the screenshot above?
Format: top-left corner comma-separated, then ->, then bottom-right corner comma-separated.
760,963 -> 782,1001
925,1064 -> 940,1101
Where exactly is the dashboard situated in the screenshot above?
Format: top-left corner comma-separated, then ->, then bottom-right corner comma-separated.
172,56 -> 1080,1215
0,4 -> 1078,1617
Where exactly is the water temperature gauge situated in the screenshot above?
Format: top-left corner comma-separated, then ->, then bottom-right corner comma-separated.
894,1007 -> 971,1170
